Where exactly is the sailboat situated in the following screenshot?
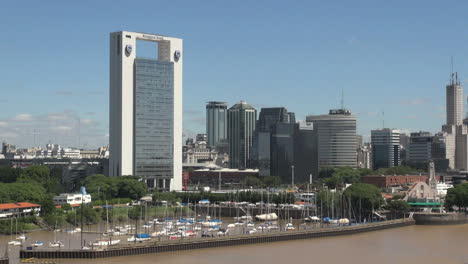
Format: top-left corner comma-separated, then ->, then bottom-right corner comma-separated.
8,218 -> 22,246
49,241 -> 64,247
255,212 -> 278,221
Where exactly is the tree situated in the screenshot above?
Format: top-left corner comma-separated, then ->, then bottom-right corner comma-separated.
385,200 -> 410,219
241,176 -> 262,187
0,166 -> 21,183
343,183 -> 383,220
444,183 -> 468,211
262,176 -> 281,187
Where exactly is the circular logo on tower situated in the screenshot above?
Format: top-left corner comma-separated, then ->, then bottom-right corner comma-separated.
125,44 -> 133,55
174,50 -> 181,62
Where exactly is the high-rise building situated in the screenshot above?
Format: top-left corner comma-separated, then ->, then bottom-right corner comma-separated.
206,102 -> 227,147
227,101 -> 257,169
252,107 -> 289,176
306,109 -> 357,175
109,31 -> 183,191
446,73 -> 463,126
293,121 -> 316,182
371,128 -> 400,170
442,72 -> 467,170
408,132 -> 433,164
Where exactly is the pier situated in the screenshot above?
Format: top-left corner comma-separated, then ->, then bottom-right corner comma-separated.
20,218 -> 414,260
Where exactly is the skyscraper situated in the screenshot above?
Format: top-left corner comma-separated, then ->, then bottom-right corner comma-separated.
408,131 -> 433,164
306,109 -> 357,175
109,31 -> 183,191
206,102 -> 227,147
446,73 -> 463,126
371,128 -> 400,170
227,101 -> 257,169
442,72 -> 467,170
252,107 -> 290,177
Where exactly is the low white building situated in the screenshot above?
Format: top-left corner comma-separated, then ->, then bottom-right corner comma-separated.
53,193 -> 92,206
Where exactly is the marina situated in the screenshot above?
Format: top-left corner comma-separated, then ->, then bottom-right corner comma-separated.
18,218 -> 413,260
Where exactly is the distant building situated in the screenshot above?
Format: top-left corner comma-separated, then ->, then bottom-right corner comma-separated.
293,121 -> 316,182
0,202 -> 41,218
252,107 -> 291,177
371,128 -> 400,170
408,132 -> 433,164
53,193 -> 92,207
227,101 -> 257,169
361,175 -> 440,188
357,143 -> 372,169
196,134 -> 207,143
188,167 -> 259,189
60,148 -> 81,159
206,101 -> 227,147
306,109 -> 357,175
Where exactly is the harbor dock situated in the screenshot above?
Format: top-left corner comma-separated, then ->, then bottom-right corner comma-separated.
20,218 -> 414,260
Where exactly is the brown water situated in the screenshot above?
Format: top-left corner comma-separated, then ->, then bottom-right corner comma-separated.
4,224 -> 468,264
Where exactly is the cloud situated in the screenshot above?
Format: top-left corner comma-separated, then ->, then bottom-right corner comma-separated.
399,98 -> 430,105
0,110 -> 106,148
15,114 -> 33,121
52,126 -> 72,131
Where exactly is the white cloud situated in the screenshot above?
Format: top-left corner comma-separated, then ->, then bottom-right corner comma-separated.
52,126 -> 73,131
15,113 -> 33,121
0,121 -> 8,127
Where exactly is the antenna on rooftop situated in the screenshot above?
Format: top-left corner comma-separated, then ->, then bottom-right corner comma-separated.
382,111 -> 385,129
341,88 -> 344,110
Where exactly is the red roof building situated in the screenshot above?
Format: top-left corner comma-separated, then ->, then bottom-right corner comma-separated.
0,202 -> 41,218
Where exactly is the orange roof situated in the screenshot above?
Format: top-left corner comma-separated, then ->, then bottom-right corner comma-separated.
0,202 -> 41,210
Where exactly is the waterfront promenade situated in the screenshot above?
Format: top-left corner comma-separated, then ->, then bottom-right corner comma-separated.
20,218 -> 414,260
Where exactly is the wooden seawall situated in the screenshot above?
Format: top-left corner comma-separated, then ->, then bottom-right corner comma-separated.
20,219 -> 414,260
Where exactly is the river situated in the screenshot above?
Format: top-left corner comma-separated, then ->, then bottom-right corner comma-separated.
3,224 -> 468,264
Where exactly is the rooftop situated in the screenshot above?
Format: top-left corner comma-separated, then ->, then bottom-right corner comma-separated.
0,202 -> 41,210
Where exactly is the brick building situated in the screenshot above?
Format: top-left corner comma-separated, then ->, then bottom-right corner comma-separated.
361,175 -> 440,188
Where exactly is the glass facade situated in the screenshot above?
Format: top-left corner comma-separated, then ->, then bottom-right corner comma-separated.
134,58 -> 174,185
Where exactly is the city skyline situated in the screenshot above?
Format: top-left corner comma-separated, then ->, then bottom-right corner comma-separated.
2,1 -> 468,148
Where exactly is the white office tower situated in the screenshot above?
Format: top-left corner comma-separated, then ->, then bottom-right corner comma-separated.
109,31 -> 183,191
446,72 -> 463,126
442,72 -> 468,170
306,109 -> 357,174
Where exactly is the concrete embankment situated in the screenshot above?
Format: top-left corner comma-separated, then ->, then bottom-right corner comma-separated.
413,212 -> 468,225
20,219 -> 414,260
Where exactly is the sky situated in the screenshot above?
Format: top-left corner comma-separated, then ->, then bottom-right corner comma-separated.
1,0 -> 468,149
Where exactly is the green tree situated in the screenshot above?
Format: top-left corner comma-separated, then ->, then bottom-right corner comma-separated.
343,183 -> 383,220
262,176 -> 281,187
444,183 -> 468,211
385,200 -> 410,219
0,166 -> 21,183
241,176 -> 262,187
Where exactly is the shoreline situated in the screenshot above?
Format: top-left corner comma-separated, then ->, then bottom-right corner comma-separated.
20,218 -> 414,260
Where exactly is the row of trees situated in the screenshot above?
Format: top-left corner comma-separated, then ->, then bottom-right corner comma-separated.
83,174 -> 148,201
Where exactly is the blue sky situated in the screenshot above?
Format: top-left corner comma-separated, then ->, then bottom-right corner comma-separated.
1,0 -> 468,148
